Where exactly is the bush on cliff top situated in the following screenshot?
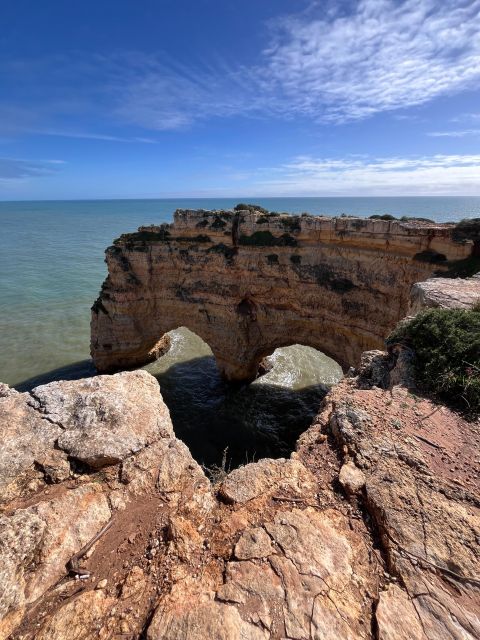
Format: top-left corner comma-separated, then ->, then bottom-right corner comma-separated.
234,203 -> 269,214
387,307 -> 480,415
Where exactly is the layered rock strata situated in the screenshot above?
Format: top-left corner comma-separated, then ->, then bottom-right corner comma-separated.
91,209 -> 473,380
1,357 -> 478,639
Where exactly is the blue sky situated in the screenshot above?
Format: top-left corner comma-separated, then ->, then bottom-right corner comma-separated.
1,0 -> 480,199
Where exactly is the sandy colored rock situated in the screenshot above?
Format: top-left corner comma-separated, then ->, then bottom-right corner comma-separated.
376,584 -> 424,640
0,510 -> 45,640
219,457 -> 316,504
34,449 -> 72,483
25,483 -> 111,602
167,515 -> 203,561
91,210 -> 472,380
217,507 -> 377,640
410,274 -> 480,313
30,370 -> 172,468
148,600 -> 267,640
339,460 -> 366,494
121,436 -> 214,513
35,589 -> 115,640
234,526 -> 273,560
0,385 -> 61,503
317,369 -> 480,640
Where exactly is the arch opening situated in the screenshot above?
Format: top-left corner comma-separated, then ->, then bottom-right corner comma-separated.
144,327 -> 342,471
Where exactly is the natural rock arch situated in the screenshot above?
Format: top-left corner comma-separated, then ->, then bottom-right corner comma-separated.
91,209 -> 473,381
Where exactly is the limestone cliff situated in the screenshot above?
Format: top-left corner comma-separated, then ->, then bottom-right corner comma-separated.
91,208 -> 473,380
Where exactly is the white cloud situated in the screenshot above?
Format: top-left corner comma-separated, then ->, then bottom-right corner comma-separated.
110,0 -> 480,129
262,0 -> 480,123
3,2 -> 480,133
250,153 -> 480,195
0,157 -> 64,181
31,129 -> 157,143
428,129 -> 480,137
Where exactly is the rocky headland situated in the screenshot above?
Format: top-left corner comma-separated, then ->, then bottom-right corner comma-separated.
1,209 -> 479,639
91,208 -> 474,380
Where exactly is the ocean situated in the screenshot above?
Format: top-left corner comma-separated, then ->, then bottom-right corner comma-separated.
1,196 -> 478,466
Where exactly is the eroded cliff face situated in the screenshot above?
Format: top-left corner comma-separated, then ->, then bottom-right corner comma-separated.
91,209 -> 473,380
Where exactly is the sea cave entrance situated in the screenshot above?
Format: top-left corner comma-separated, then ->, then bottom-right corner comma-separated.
144,327 -> 343,471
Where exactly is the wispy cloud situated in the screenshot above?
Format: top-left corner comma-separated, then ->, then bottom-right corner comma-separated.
251,154 -> 480,196
2,1 -> 480,133
428,129 -> 480,138
31,129 -> 157,143
262,0 -> 480,123
111,0 -> 480,129
450,112 -> 480,123
0,158 -> 64,181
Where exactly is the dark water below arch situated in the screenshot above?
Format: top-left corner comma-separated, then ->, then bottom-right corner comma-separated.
144,328 -> 343,469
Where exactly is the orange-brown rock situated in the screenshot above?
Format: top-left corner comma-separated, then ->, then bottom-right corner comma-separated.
91,209 -> 473,380
1,352 -> 479,639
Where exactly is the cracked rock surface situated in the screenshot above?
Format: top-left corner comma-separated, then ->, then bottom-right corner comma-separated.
0,360 -> 478,639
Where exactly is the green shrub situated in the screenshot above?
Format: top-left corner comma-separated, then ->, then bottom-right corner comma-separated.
452,218 -> 480,242
369,214 -> 397,221
234,203 -> 269,214
211,216 -> 227,229
440,255 -> 480,278
280,216 -> 301,232
239,231 -> 298,247
387,308 -> 480,415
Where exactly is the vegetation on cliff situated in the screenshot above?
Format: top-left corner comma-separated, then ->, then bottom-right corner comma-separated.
387,307 -> 480,415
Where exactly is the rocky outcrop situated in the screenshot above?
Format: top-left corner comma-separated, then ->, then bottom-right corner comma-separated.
409,273 -> 480,313
1,354 -> 478,639
0,371 -> 213,640
91,209 -> 473,380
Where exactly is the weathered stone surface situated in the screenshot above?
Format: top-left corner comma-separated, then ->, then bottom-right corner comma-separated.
0,510 -> 45,640
376,584 -> 423,640
410,274 -> 480,313
0,484 -> 110,639
26,484 -> 111,602
219,457 -> 316,504
0,385 -> 61,503
35,590 -> 115,640
30,370 -> 173,468
167,515 -> 203,561
91,210 -> 472,380
234,527 -> 273,560
120,436 -> 215,514
148,599 -> 268,640
314,371 -> 480,640
216,507 -> 377,640
1,344 -> 479,639
339,460 -> 366,494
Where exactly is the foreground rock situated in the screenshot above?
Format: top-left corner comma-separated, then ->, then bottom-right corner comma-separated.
0,360 -> 478,639
300,352 -> 480,640
0,371 -> 212,640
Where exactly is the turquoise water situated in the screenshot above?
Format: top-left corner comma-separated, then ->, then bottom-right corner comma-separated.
0,197 -> 478,465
